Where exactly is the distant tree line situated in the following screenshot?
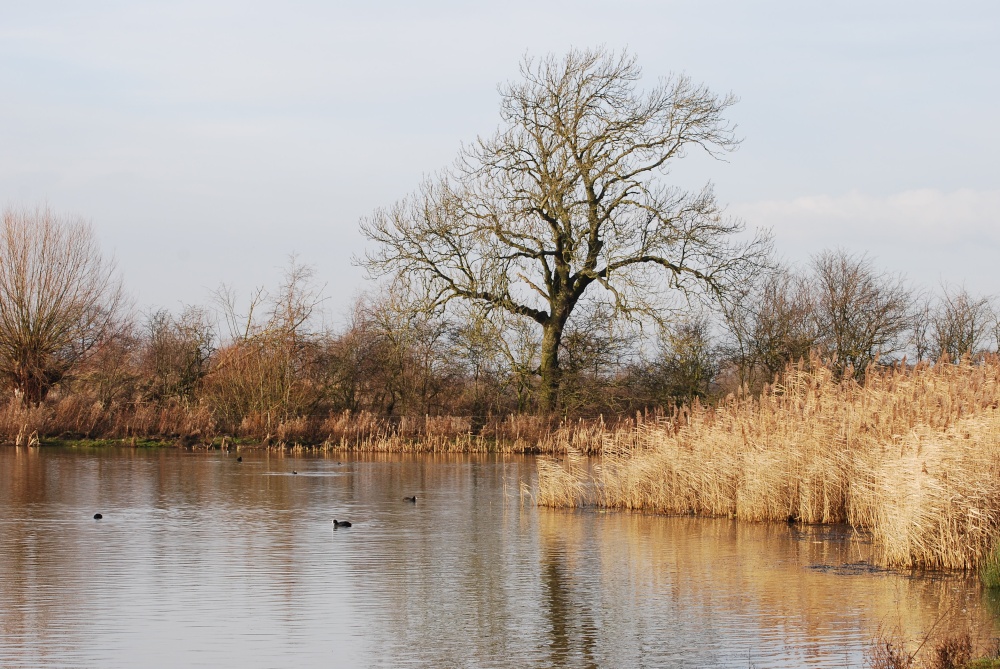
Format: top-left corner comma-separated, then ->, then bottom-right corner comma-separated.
1,48 -> 995,442
0,205 -> 995,444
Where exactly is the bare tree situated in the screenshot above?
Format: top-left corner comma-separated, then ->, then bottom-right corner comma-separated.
204,257 -> 326,429
361,289 -> 457,415
924,286 -> 995,362
811,249 -> 911,379
0,206 -> 126,404
640,315 -> 719,404
445,304 -> 518,416
910,295 -> 935,364
456,306 -> 541,413
324,290 -> 474,416
722,266 -> 817,390
361,48 -> 771,411
70,322 -> 141,408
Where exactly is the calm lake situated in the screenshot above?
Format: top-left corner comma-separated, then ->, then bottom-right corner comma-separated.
0,447 -> 996,668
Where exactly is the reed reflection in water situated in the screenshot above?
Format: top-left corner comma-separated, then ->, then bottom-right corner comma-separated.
0,447 -> 995,668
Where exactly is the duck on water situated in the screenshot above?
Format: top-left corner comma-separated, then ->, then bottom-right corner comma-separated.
333,519 -> 352,528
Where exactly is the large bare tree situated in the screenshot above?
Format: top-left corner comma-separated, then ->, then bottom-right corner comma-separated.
0,206 -> 126,404
361,48 -> 770,411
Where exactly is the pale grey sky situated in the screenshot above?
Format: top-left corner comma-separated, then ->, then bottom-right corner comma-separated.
1,1 -> 997,319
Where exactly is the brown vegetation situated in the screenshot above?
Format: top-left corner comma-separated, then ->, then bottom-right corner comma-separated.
865,630 -> 1000,669
536,356 -> 1000,571
0,206 -> 126,404
0,393 -> 648,454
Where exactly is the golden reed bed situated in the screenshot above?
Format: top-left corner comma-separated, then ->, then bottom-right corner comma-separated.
537,357 -> 1000,572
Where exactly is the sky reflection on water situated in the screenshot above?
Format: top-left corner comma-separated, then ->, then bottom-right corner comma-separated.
0,447 -> 995,668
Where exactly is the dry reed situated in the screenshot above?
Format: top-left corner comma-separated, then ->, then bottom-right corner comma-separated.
0,393 -> 651,454
537,356 -> 1000,571
0,394 -> 215,443
312,412 -> 649,454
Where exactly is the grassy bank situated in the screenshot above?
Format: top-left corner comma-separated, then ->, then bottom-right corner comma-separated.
536,357 -> 1000,572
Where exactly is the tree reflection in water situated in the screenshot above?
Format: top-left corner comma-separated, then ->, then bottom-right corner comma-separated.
0,448 -> 996,668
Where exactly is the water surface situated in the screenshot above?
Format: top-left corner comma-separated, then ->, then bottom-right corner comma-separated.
0,447 -> 995,668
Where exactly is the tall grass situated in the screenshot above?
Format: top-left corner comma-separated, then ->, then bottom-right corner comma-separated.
537,356 -> 1000,571
0,395 -> 215,444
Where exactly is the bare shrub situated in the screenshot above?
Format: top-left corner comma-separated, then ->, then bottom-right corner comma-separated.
865,630 -> 977,669
141,306 -> 214,403
866,636 -> 914,669
203,258 -> 325,431
930,633 -> 973,669
275,417 -> 313,444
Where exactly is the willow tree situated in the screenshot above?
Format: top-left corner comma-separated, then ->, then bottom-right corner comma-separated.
361,48 -> 770,411
0,206 -> 126,404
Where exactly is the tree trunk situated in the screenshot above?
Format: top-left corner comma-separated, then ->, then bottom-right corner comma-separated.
539,321 -> 564,413
14,367 -> 51,407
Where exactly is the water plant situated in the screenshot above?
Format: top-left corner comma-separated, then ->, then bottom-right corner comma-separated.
980,544 -> 1000,589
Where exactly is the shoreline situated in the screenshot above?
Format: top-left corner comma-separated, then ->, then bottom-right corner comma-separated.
12,435 -> 576,454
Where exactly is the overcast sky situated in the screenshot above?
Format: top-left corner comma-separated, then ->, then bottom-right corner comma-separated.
1,1 -> 997,322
